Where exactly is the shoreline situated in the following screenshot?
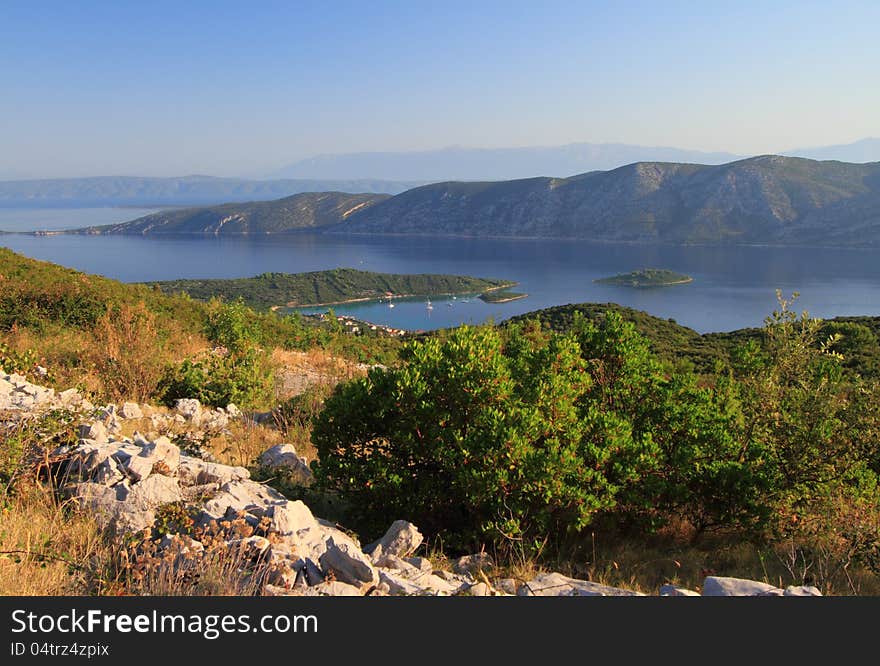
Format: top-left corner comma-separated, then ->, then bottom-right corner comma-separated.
595,277 -> 694,287
273,281 -> 518,311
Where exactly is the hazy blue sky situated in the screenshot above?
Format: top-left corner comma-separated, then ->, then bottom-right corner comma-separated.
1,1 -> 878,178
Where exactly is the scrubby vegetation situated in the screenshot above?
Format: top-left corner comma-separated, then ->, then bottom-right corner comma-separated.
595,268 -> 692,287
313,293 -> 880,591
0,248 -> 403,406
2,246 -> 879,595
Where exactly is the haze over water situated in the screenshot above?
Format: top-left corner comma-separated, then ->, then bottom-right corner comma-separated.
2,208 -> 879,334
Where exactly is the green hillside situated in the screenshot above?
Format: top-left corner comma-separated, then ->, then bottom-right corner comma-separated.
147,269 -> 515,311
77,191 -> 389,234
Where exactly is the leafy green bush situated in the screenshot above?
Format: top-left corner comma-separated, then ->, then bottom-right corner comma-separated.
0,342 -> 38,376
159,347 -> 274,410
313,324 -> 641,549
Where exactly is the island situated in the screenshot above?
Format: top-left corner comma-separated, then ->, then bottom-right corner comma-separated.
478,289 -> 528,303
594,269 -> 693,288
145,268 -> 518,311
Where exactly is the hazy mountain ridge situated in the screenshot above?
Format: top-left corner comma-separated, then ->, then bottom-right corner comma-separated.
274,142 -> 742,181
83,192 -> 390,234
274,138 -> 880,182
342,156 -> 880,244
0,175 -> 417,208
84,156 -> 880,245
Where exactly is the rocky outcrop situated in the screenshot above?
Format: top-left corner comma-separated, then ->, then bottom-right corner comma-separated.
1,374 -> 830,597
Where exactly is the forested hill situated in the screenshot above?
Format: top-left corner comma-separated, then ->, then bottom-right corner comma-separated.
147,269 -> 514,310
341,156 -> 880,245
507,302 -> 880,378
79,192 -> 389,234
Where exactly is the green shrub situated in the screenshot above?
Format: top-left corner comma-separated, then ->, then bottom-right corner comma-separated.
313,324 -> 639,549
159,347 -> 274,410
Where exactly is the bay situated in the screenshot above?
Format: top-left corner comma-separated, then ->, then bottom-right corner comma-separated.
2,208 -> 880,334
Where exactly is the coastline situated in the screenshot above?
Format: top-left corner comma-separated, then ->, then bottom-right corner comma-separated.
273,281 -> 518,311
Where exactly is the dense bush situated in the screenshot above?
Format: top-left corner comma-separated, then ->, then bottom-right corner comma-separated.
313,298 -> 880,564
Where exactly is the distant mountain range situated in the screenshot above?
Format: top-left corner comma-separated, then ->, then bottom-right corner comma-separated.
81,192 -> 389,234
785,137 -> 880,164
272,143 -> 742,181
273,138 -> 880,182
80,155 -> 880,246
0,176 -> 417,208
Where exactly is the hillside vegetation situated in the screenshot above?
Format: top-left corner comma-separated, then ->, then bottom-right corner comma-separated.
147,269 -> 515,311
2,249 -> 880,596
595,269 -> 692,287
342,156 -> 880,245
84,156 -> 880,246
79,192 -> 389,234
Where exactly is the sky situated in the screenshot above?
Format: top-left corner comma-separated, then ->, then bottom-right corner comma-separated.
1,0 -> 878,179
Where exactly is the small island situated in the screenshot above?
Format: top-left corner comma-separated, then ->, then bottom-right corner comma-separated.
595,269 -> 693,288
146,268 -> 518,311
478,289 -> 528,303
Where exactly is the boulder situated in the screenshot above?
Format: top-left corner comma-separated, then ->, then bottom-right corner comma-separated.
784,585 -> 823,596
78,421 -> 108,444
404,556 -> 434,573
364,520 -> 423,562
467,582 -> 493,596
311,581 -> 364,597
177,458 -> 250,487
139,436 -> 181,473
319,536 -> 379,588
120,402 -> 143,420
702,576 -> 783,597
175,398 -> 202,424
259,444 -> 313,486
378,570 -> 427,596
518,572 -> 644,597
270,500 -> 318,536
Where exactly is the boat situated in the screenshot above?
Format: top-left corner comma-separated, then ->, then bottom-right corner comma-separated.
426,299 -> 434,310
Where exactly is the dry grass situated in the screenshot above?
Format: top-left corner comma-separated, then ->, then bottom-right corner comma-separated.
203,419 -> 286,469
0,484 -> 108,595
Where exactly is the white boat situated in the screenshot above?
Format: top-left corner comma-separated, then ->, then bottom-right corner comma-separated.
388,302 -> 395,308
426,300 -> 434,310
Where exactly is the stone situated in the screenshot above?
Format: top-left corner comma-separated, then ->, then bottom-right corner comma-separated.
660,584 -> 701,597
378,570 -> 426,596
702,576 -> 783,597
198,480 -> 284,523
494,578 -> 519,595
225,403 -> 242,419
175,398 -> 202,424
311,581 -> 364,596
467,582 -> 493,596
319,536 -> 379,588
270,500 -> 317,536
404,556 -> 434,573
120,402 -> 143,419
124,455 -> 154,483
92,458 -> 126,486
365,520 -> 423,561
139,436 -> 180,473
519,572 -> 644,597
259,444 -> 313,486
78,421 -> 108,444
453,553 -> 494,575
177,458 -> 250,487
784,585 -> 822,596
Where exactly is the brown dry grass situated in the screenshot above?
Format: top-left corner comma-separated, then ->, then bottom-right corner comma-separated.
0,484 -> 108,595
